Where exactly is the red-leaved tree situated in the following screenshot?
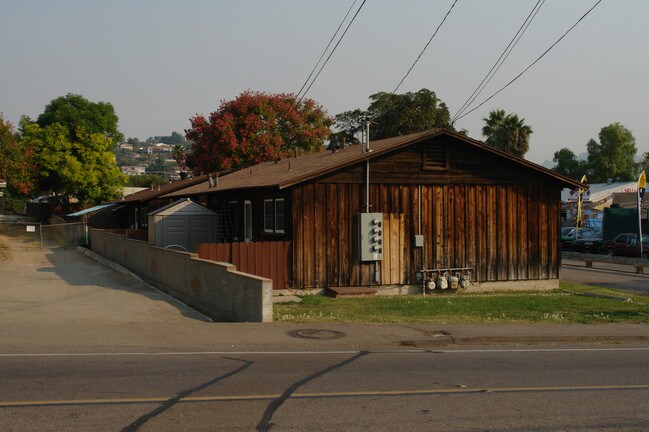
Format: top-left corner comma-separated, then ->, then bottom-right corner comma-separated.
186,91 -> 332,173
0,114 -> 34,195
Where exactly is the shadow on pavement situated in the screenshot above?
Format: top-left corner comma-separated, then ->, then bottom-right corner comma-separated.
1,238 -> 212,322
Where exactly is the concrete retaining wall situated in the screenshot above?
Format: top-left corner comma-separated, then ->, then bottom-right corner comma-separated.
89,229 -> 272,322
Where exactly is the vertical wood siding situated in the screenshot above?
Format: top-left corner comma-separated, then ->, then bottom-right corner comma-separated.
292,183 -> 560,289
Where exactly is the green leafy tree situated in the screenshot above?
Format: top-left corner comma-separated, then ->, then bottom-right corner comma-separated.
126,173 -> 166,188
586,123 -> 637,183
0,114 -> 34,196
366,89 -> 453,140
158,131 -> 186,145
36,93 -> 124,144
332,109 -> 366,145
481,109 -> 532,158
641,151 -> 649,170
186,91 -> 332,173
146,154 -> 173,176
21,120 -> 124,210
552,148 -> 587,180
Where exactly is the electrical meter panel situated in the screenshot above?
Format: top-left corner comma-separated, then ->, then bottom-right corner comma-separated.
359,212 -> 383,261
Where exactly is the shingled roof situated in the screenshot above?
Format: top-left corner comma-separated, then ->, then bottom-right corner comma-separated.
164,129 -> 582,198
111,174 -> 208,203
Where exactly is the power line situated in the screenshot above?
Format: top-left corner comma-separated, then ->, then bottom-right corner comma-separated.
454,0 -> 603,123
393,0 -> 459,94
298,0 -> 367,102
451,0 -> 546,123
295,0 -> 358,101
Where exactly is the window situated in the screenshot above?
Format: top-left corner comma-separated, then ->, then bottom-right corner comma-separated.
264,199 -> 274,233
422,143 -> 448,170
140,205 -> 148,228
228,201 -> 239,241
244,200 -> 252,241
275,199 -> 285,233
264,198 -> 285,234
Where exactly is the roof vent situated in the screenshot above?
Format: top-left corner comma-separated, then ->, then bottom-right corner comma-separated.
208,174 -> 219,188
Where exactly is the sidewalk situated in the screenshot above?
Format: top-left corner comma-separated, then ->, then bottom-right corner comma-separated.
1,240 -> 648,354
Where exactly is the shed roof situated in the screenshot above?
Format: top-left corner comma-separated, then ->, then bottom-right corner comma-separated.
164,129 -> 582,198
148,198 -> 217,217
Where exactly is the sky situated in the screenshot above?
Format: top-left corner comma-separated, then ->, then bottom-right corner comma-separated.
1,0 -> 647,166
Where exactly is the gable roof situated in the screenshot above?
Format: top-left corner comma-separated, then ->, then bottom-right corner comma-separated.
164,129 -> 583,198
112,174 -> 208,204
149,198 -> 217,217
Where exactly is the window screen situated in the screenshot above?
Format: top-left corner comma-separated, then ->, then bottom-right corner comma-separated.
264,199 -> 274,233
244,200 -> 252,241
275,199 -> 285,233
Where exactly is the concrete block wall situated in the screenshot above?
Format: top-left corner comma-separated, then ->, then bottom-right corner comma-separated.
89,229 -> 272,322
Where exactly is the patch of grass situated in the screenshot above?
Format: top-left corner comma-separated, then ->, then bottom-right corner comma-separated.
274,283 -> 649,324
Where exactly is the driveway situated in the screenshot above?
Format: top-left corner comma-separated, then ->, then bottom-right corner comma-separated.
0,238 -> 210,353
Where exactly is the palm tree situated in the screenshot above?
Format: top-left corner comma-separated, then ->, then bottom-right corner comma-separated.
481,109 -> 532,158
172,144 -> 187,176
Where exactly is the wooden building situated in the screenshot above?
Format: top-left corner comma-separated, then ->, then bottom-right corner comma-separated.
166,129 -> 582,292
88,175 -> 207,238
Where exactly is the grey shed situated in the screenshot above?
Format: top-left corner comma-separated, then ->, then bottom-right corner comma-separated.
148,198 -> 217,252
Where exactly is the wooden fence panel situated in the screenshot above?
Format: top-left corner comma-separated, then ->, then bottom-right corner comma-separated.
237,242 -> 246,273
197,241 -> 291,290
254,243 -> 264,276
230,243 -> 241,268
269,242 -> 278,287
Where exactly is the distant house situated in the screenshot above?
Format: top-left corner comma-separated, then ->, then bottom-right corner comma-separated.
164,129 -> 581,292
152,143 -> 174,153
120,165 -> 147,176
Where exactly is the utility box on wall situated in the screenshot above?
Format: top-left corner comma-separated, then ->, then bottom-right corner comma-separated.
359,212 -> 383,261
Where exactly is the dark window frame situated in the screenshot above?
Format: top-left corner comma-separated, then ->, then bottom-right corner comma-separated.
244,200 -> 252,242
275,198 -> 285,234
263,198 -> 285,235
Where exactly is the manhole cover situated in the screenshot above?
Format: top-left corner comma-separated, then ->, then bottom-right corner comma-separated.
286,329 -> 346,340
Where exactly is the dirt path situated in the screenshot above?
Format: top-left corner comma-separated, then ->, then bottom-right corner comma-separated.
0,236 -> 9,261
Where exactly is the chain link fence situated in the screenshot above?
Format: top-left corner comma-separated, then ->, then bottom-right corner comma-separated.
0,221 -> 86,249
41,222 -> 86,248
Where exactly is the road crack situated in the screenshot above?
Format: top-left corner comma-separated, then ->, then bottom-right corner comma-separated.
256,351 -> 369,431
120,356 -> 253,432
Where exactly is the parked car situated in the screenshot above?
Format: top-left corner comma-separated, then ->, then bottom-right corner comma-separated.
601,233 -> 649,258
560,226 -> 599,250
572,230 -> 603,254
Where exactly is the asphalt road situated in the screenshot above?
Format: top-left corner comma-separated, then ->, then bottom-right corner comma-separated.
2,348 -> 649,431
561,258 -> 649,295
